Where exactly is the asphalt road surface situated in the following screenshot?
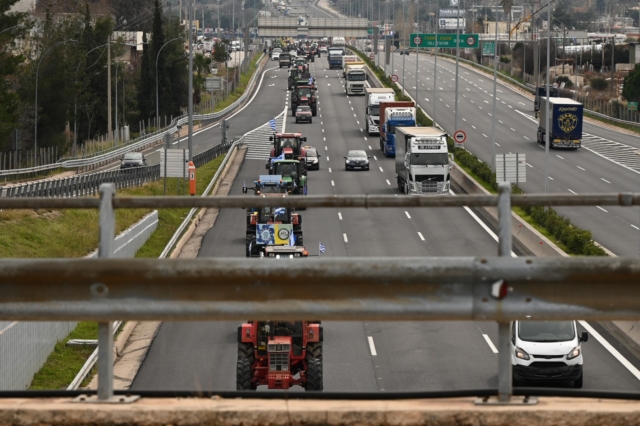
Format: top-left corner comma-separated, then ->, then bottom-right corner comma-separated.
131,54 -> 640,393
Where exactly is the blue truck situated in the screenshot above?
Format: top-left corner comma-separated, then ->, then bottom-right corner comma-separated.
537,97 -> 583,149
379,101 -> 416,157
328,53 -> 343,69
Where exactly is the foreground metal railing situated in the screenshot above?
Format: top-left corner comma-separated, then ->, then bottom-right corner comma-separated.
1,184 -> 640,403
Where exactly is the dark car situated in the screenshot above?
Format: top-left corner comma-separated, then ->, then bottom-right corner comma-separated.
120,152 -> 147,169
344,150 -> 370,171
304,147 -> 321,170
295,105 -> 313,123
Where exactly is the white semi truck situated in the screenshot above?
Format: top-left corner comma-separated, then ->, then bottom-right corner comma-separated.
364,88 -> 395,135
344,62 -> 366,95
395,127 -> 452,195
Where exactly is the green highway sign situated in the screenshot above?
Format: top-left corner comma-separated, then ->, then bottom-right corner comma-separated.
367,27 -> 373,34
482,41 -> 496,56
629,102 -> 638,111
409,33 -> 479,49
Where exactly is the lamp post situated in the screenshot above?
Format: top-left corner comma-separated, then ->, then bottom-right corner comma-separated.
156,37 -> 181,130
35,39 -> 76,166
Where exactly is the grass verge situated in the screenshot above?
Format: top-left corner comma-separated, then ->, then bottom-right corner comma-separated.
23,155 -> 226,389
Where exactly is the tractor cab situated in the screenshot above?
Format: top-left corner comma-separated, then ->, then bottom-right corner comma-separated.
269,132 -> 308,159
242,175 -> 288,195
291,85 -> 317,116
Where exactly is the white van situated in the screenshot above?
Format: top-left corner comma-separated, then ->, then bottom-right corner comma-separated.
511,320 -> 587,388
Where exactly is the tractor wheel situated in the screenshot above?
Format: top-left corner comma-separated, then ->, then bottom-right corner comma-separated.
292,108 -> 296,117
237,342 -> 256,390
312,107 -> 317,117
305,358 -> 323,391
306,342 -> 323,359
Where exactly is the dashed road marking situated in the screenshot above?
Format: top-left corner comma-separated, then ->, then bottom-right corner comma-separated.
331,180 -> 335,186
417,232 -> 425,241
483,334 -> 499,354
379,166 -> 384,172
601,178 -> 611,184
577,166 -> 585,170
597,206 -> 608,213
568,189 -> 577,194
343,233 -> 349,243
386,179 -> 391,185
338,212 -> 342,220
405,211 -> 411,219
367,336 -> 377,356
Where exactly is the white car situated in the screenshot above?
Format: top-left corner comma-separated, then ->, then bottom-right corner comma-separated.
511,320 -> 587,388
271,51 -> 281,60
319,45 -> 328,53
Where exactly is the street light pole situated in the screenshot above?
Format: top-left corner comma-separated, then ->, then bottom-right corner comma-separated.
453,0 -> 461,136
156,37 -> 181,131
544,0 -> 551,196
188,0 -> 194,161
35,39 -> 76,166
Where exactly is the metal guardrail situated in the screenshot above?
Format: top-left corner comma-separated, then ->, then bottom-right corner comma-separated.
0,51 -> 266,179
0,184 -> 639,402
0,165 -> 160,198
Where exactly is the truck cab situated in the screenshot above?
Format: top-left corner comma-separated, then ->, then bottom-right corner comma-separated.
344,63 -> 366,95
379,103 -> 416,157
364,88 -> 395,135
536,97 -> 583,149
395,127 -> 452,195
534,85 -> 559,112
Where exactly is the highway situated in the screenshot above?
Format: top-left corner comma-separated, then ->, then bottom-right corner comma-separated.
379,50 -> 640,256
131,50 -> 640,393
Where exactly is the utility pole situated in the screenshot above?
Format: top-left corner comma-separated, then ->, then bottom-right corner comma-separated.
544,0 -> 551,196
433,8 -> 438,126
454,0 -> 461,136
188,0 -> 194,161
107,37 -> 113,142
217,0 -> 220,39
562,27 -> 565,74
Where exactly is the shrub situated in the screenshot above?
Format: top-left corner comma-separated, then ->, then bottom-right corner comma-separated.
556,76 -> 573,88
590,77 -> 608,90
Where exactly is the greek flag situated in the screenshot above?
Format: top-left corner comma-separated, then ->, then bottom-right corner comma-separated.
274,207 -> 286,216
269,118 -> 277,131
308,77 -> 314,85
270,151 -> 286,164
319,242 -> 326,254
289,232 -> 296,246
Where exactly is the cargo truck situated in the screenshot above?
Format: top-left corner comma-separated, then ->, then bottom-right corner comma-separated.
344,62 -> 366,95
395,127 -> 452,195
534,85 -> 559,112
536,97 -> 583,149
341,55 -> 359,77
364,88 -> 395,135
328,52 -> 343,69
379,101 -> 415,157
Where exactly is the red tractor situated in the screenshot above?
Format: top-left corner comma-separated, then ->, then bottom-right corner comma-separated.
237,320 -> 323,390
291,85 -> 317,116
269,132 -> 309,160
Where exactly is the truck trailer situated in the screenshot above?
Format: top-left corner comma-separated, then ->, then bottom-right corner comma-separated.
537,97 -> 583,149
379,101 -> 415,157
364,88 -> 395,135
328,52 -> 343,69
395,127 -> 452,195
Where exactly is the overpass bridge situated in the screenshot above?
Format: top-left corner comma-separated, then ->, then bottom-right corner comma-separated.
257,17 -> 368,38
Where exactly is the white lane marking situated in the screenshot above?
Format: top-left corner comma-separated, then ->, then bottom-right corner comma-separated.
323,137 -> 326,142
577,166 -> 585,171
322,129 -> 325,132
524,136 -> 530,140
549,177 -> 554,181
343,233 -> 349,243
518,102 -> 525,106
632,225 -> 640,230
526,163 -> 532,167
368,145 -> 372,149
367,336 -> 377,356
510,128 -> 516,132
379,166 -> 384,172
579,320 -> 640,381
601,178 -> 611,184
483,334 -> 499,354
405,211 -> 411,219
328,168 -> 332,173
462,118 -> 467,122
325,146 -> 328,150
338,212 -> 342,220
482,134 -> 488,138
472,125 -> 476,129
417,232 -> 425,241
331,180 -> 335,186
451,191 -> 517,257
327,156 -> 330,161
364,137 -> 368,141
568,189 -> 577,194
597,206 -> 608,213
508,105 -> 513,109
557,155 -> 564,160
373,156 -> 377,160
495,142 -> 501,147
386,179 -> 391,185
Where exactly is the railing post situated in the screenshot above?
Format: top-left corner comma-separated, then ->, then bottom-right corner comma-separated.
97,183 -> 115,401
497,182 -> 512,402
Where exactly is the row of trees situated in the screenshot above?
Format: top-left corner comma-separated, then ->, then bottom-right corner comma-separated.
0,0 -> 189,156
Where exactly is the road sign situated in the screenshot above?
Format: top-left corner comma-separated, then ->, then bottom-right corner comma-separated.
205,77 -> 222,90
160,148 -> 190,178
453,130 -> 466,144
629,102 -> 638,111
409,33 -> 479,49
496,153 -> 526,184
482,41 -> 496,56
391,74 -> 398,83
